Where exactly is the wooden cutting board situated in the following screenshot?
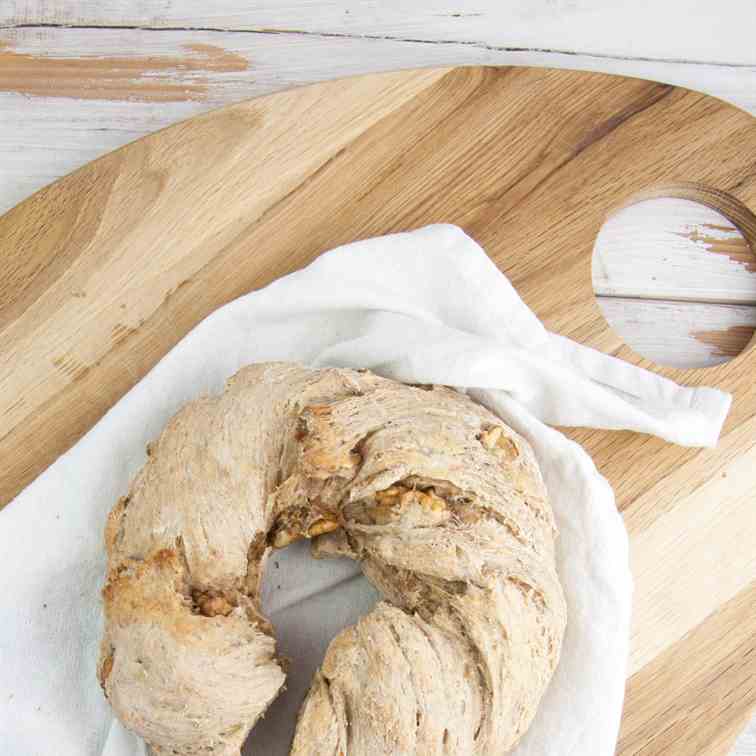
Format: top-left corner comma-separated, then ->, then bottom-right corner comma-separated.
2,66 -> 755,755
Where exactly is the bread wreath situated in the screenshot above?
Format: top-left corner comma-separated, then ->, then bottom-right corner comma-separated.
99,363 -> 565,755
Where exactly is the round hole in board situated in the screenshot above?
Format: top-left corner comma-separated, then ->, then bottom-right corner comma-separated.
592,195 -> 756,369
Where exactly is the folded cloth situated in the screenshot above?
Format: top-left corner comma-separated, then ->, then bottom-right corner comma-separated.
0,225 -> 730,756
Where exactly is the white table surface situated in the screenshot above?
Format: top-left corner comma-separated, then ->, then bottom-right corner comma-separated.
1,2 -> 755,753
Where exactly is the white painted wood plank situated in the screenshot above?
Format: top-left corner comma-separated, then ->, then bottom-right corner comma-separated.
734,728 -> 756,756
593,198 -> 756,304
5,0 -> 756,65
596,297 -> 756,368
0,27 -> 755,216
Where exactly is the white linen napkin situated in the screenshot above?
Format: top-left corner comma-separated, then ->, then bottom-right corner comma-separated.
0,225 -> 730,756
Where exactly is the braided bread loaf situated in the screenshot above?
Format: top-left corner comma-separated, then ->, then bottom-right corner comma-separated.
99,363 -> 565,755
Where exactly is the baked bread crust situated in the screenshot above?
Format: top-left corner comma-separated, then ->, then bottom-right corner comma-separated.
99,363 -> 565,755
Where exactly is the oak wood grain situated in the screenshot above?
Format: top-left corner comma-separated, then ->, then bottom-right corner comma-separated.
1,66 -> 756,755
619,580 -> 756,756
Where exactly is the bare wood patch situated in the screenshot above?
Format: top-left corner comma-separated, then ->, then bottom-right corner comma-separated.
0,40 -> 248,102
692,324 -> 756,358
678,222 -> 756,274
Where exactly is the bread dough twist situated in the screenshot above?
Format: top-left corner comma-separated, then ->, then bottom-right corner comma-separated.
99,363 -> 565,755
